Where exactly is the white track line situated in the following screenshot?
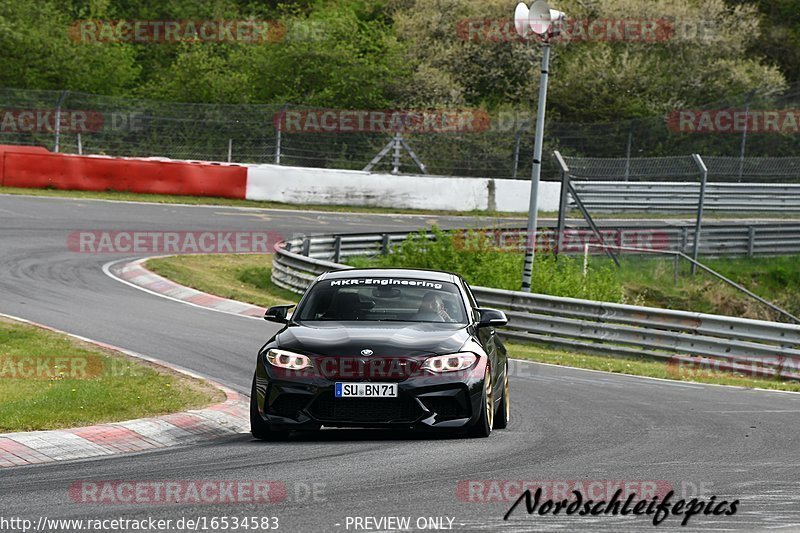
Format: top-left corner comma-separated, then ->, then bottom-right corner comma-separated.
102,257 -> 262,321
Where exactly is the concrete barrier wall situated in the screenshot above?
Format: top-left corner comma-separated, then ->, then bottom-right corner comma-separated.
245,163 -> 561,212
492,178 -> 560,212
246,165 -> 491,210
0,145 -> 560,213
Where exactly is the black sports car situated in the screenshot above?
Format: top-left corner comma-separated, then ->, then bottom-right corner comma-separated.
250,268 -> 510,439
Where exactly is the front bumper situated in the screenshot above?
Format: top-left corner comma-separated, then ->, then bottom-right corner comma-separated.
253,356 -> 486,430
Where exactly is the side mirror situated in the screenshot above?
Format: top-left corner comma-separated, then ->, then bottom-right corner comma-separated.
476,308 -> 508,328
264,304 -> 295,324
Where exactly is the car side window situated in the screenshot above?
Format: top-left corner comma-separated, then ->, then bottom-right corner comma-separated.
462,281 -> 480,322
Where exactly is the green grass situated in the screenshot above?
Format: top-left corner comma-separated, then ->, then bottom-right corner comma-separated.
143,253 -> 799,392
0,318 -> 221,432
509,342 -> 800,392
146,254 -> 299,308
346,228 -> 625,302
590,254 -> 800,322
0,186 -> 531,218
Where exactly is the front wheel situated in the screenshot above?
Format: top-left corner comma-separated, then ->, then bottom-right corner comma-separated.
250,376 -> 290,441
468,365 -> 493,438
494,362 -> 510,429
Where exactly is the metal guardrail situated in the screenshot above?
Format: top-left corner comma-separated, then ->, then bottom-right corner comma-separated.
272,231 -> 800,379
279,222 -> 800,260
571,182 -> 800,213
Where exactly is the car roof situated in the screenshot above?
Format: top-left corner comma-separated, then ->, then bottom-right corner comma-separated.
319,268 -> 459,284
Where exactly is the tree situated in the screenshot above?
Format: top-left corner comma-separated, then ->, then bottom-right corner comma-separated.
391,0 -> 788,121
0,0 -> 140,94
726,0 -> 800,83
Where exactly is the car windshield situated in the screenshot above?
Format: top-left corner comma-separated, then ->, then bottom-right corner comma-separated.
295,277 -> 468,324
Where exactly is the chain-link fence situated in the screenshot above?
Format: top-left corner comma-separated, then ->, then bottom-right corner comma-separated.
0,88 -> 532,177
2,86 -> 800,181
560,153 -> 800,213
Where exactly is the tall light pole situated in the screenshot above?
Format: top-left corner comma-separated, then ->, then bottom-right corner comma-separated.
514,1 -> 565,292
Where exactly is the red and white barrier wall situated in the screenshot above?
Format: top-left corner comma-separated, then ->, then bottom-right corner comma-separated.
0,145 -> 560,212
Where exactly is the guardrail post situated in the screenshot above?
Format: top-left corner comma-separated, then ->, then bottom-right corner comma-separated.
691,154 -> 708,275
680,227 -> 688,253
747,227 -> 756,258
381,234 -> 390,255
333,236 -> 342,263
583,243 -> 589,276
302,238 -> 310,257
674,254 -> 680,285
553,151 -> 570,257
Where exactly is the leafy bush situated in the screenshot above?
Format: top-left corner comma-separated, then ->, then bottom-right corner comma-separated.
346,228 -> 624,302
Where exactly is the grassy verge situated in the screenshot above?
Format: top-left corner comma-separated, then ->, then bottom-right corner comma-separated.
346,228 -> 623,302
0,317 -> 222,432
143,253 -> 798,392
593,254 -> 800,321
509,342 -> 800,392
146,254 -> 299,308
0,186 -> 530,218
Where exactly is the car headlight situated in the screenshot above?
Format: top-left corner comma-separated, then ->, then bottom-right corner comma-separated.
422,352 -> 478,372
265,349 -> 313,370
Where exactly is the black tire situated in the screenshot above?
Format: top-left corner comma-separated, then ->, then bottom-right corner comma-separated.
494,362 -> 510,430
250,376 -> 290,441
468,365 -> 493,438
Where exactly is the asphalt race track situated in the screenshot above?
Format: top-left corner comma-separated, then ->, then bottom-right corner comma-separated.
1,194 -> 799,532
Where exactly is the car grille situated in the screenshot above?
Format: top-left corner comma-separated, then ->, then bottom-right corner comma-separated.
269,393 -> 311,417
309,394 -> 421,423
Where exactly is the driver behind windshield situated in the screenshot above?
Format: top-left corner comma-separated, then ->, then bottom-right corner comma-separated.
416,292 -> 453,322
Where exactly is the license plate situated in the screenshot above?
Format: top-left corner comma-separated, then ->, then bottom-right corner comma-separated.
335,382 -> 398,398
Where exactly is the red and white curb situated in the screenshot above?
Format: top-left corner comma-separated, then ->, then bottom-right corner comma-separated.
0,314 -> 249,469
106,257 -> 267,319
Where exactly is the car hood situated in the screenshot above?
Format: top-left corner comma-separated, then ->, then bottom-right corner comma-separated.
275,322 -> 470,357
